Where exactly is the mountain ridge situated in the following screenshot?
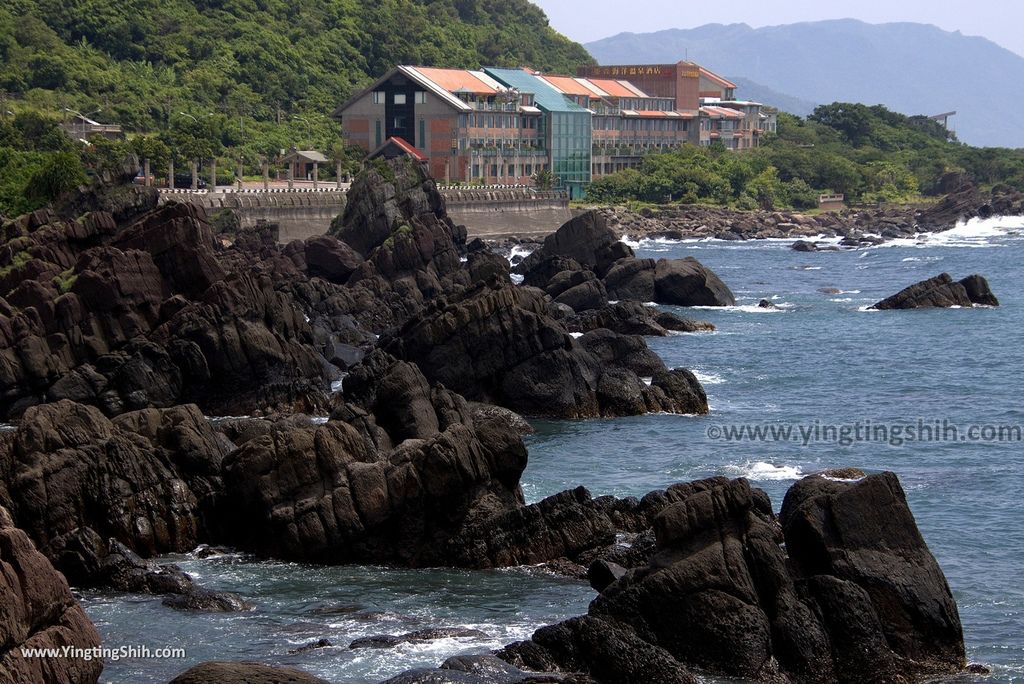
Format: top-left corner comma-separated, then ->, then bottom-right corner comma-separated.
586,19 -> 1024,147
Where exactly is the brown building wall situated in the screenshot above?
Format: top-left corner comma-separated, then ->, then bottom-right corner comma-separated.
579,62 -> 701,111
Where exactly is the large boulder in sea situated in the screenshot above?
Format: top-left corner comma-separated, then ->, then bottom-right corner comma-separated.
604,257 -> 736,307
380,281 -> 708,419
780,472 -> 965,676
514,210 -> 631,279
0,506 -> 104,684
514,211 -> 734,307
496,473 -> 965,683
869,273 -> 999,309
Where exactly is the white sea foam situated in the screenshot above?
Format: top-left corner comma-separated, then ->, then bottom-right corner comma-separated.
569,332 -> 584,338
692,370 -> 725,385
330,376 -> 346,393
690,304 -> 787,313
510,273 -> 524,285
871,215 -> 1024,249
508,244 -> 535,261
640,376 -> 653,386
310,416 -> 329,425
727,461 -> 803,481
830,297 -> 853,302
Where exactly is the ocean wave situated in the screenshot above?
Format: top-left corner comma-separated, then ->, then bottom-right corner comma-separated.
689,304 -> 788,313
508,245 -> 535,260
869,215 -> 1024,249
692,370 -> 725,385
726,460 -> 803,481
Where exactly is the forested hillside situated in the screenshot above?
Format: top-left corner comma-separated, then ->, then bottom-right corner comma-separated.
0,0 -> 593,214
1,0 -> 591,130
587,103 -> 1024,208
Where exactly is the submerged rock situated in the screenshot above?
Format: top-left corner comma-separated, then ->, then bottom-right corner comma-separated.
170,661 -> 328,684
350,628 -> 488,650
870,273 -> 999,309
383,654 -> 563,684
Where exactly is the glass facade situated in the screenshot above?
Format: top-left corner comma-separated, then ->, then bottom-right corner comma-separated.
549,111 -> 591,198
484,68 -> 593,199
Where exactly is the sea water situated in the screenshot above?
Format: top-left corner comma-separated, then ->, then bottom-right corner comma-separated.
81,217 -> 1024,682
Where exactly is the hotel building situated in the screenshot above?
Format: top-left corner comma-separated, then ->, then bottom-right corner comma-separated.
334,62 -> 774,197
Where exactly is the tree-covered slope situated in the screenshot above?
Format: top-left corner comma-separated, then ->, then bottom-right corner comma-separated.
0,0 -> 593,131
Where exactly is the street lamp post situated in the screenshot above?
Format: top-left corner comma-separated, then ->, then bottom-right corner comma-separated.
178,112 -> 214,190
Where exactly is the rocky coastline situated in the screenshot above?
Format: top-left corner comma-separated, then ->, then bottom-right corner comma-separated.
0,158 -> 973,683
485,176 -> 1024,255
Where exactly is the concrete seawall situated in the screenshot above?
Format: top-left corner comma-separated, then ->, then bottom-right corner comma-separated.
159,187 -> 570,242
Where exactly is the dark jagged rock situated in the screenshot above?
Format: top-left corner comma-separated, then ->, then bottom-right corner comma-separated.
545,270 -> 606,312
758,298 -> 777,309
304,235 -> 363,283
331,158 -> 454,258
869,273 -> 999,309
0,506 -> 104,684
514,212 -> 734,307
162,588 -> 253,613
587,559 -> 627,593
603,257 -> 735,307
565,302 -> 713,337
499,616 -> 698,684
780,472 -> 965,676
381,282 -> 708,418
514,211 -> 630,279
383,654 -> 564,684
493,473 -> 965,683
653,258 -> 736,307
792,239 -> 818,251
958,274 -> 999,306
169,661 -> 328,684
349,627 -> 488,650
0,199 -> 337,418
441,487 -> 616,569
288,638 -> 333,655
217,351 -> 529,566
0,401 -> 229,572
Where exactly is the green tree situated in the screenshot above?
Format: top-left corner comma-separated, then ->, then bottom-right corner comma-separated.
24,150 -> 86,204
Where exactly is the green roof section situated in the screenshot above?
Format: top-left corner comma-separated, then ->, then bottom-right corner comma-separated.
483,68 -> 588,113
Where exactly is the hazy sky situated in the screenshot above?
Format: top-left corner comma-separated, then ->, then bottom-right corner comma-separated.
533,0 -> 1024,57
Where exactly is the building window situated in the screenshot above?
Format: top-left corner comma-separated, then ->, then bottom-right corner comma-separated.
393,93 -> 406,105
419,119 -> 426,148
375,120 -> 382,147
372,91 -> 384,104
490,164 -> 497,177
472,164 -> 480,178
393,116 -> 406,129
415,91 -> 426,104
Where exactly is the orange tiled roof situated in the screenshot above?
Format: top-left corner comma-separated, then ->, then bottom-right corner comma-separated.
587,78 -> 647,98
540,75 -> 594,97
415,67 -> 499,94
